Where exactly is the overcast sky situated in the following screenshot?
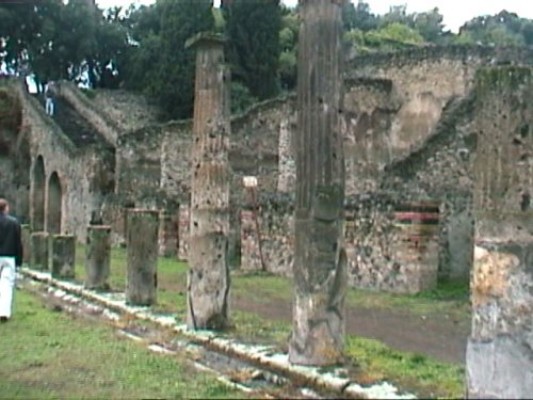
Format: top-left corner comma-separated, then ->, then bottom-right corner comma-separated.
95,0 -> 533,33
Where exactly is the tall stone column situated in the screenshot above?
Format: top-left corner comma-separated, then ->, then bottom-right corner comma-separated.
30,232 -> 49,271
466,67 -> 533,398
185,33 -> 231,330
51,235 -> 76,280
85,225 -> 111,290
289,0 -> 347,366
125,209 -> 159,306
277,117 -> 296,193
178,205 -> 190,261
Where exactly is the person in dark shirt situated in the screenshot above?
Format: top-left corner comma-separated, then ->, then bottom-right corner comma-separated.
0,198 -> 23,322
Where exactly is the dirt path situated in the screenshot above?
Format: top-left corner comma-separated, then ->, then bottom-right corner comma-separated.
232,294 -> 470,365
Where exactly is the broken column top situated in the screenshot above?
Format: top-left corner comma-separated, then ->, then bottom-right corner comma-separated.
185,32 -> 226,50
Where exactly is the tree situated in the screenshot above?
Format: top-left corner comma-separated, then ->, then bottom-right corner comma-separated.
122,0 -> 215,119
343,1 -> 378,32
380,4 -> 413,28
412,8 -> 447,43
278,5 -> 299,90
224,0 -> 282,100
0,0 -> 129,89
457,11 -> 527,46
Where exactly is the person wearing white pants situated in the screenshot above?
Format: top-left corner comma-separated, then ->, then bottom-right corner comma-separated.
0,199 -> 23,322
0,257 -> 16,320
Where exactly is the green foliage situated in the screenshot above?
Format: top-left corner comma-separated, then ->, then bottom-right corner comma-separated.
0,0 -> 129,89
346,336 -> 465,399
457,10 -> 529,46
278,6 -> 299,91
412,8 -> 447,43
122,0 -> 215,119
230,81 -> 258,115
345,22 -> 425,54
224,0 -> 282,100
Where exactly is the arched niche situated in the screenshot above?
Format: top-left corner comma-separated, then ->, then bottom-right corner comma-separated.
13,126 -> 32,223
31,155 -> 45,231
47,171 -> 62,234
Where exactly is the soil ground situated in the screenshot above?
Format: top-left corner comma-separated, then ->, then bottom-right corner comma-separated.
231,293 -> 470,365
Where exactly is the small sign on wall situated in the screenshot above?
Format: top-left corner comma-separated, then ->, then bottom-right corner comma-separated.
243,176 -> 258,188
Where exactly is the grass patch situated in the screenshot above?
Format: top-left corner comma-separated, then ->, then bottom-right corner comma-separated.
346,336 -> 465,399
65,244 -> 467,398
0,291 -> 245,399
79,87 -> 97,99
73,244 -> 469,319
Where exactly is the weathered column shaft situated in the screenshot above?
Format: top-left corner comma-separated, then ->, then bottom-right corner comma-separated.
186,33 -> 231,330
51,235 -> 76,280
125,209 -> 159,306
289,0 -> 346,366
467,67 -> 533,399
30,232 -> 49,271
158,208 -> 179,258
277,117 -> 296,193
21,224 -> 31,265
240,209 -> 262,272
178,205 -> 190,261
85,225 -> 111,290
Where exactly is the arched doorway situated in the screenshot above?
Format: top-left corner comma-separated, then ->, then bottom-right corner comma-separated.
47,172 -> 62,234
31,155 -> 45,231
13,126 -> 32,223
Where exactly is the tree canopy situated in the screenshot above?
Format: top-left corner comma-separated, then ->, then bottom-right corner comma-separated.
2,0 -> 533,119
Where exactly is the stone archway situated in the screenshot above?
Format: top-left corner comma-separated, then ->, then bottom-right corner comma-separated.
31,155 -> 46,231
47,172 -> 62,234
13,126 -> 32,223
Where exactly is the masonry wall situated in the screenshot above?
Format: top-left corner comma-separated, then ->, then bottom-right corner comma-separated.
240,193 -> 440,294
17,83 -> 114,242
91,88 -> 161,134
240,194 -> 294,276
60,81 -> 122,145
0,85 -> 30,221
21,46 -> 533,292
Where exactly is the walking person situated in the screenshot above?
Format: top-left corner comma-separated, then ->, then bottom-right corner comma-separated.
0,198 -> 23,322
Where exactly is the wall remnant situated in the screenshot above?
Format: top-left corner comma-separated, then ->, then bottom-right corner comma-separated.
466,67 -> 533,398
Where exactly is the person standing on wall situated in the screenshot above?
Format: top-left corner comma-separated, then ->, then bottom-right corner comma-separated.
0,198 -> 23,322
44,81 -> 57,116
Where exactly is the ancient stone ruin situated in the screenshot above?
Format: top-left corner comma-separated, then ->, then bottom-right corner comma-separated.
1,3 -> 533,394
185,33 -> 231,330
289,0 -> 347,366
466,67 -> 533,398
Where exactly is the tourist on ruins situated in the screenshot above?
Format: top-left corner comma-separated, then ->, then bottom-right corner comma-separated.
44,81 -> 57,116
0,198 -> 23,322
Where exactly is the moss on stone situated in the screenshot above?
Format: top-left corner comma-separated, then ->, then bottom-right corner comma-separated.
475,66 -> 533,94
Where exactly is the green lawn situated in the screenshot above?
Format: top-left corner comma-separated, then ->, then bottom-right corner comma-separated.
0,291 -> 245,399
67,244 -> 467,398
73,245 -> 469,318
